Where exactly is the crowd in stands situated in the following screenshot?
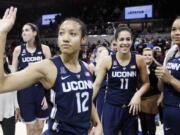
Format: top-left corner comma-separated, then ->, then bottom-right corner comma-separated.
2,0 -> 174,66
1,0 -> 173,40
6,33 -> 171,67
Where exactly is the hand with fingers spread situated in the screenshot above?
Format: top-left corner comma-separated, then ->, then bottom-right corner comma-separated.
0,7 -> 17,33
128,92 -> 141,115
155,66 -> 173,83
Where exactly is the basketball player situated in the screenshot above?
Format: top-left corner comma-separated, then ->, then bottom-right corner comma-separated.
93,27 -> 150,135
0,7 -> 102,135
12,23 -> 51,135
155,17 -> 180,135
89,45 -> 109,118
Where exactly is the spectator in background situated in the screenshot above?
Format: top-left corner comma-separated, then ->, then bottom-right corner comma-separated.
153,46 -> 164,64
109,36 -> 118,55
140,48 -> 161,135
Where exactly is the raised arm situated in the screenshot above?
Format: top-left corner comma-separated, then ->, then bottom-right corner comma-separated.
88,63 -> 95,74
92,55 -> 111,100
0,7 -> 17,70
0,61 -> 48,93
0,7 -> 18,90
0,7 -> 54,93
157,45 -> 178,91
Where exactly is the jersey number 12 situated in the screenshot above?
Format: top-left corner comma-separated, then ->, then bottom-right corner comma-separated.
76,92 -> 89,113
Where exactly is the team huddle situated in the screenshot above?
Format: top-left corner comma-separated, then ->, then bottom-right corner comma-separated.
0,7 -> 180,135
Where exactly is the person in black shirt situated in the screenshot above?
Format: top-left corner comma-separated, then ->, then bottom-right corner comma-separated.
140,48 -> 161,135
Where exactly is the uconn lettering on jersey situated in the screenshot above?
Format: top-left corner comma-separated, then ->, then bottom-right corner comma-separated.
166,63 -> 180,71
112,71 -> 137,78
62,80 -> 93,92
22,56 -> 43,63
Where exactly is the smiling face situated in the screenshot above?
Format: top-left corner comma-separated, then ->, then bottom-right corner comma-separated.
142,49 -> 153,65
21,24 -> 36,43
116,30 -> 132,54
58,20 -> 86,55
171,18 -> 180,47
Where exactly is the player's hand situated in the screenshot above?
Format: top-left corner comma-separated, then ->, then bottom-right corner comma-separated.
88,126 -> 94,135
155,66 -> 173,83
41,97 -> 48,110
128,92 -> 141,115
88,123 -> 103,135
93,123 -> 103,135
0,7 -> 17,34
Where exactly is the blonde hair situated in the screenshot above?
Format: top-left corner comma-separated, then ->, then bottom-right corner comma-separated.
143,47 -> 153,52
142,48 -> 161,66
